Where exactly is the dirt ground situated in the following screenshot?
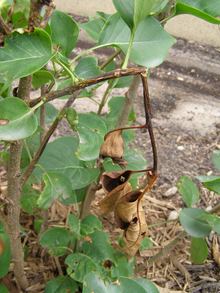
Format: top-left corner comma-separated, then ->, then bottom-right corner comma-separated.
1,16 -> 220,293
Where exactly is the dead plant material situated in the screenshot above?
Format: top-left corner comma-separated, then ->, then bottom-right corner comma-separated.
0,235 -> 6,255
212,234 -> 220,267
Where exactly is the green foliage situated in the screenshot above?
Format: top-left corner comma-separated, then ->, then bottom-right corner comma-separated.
0,229 -> 11,278
177,176 -> 199,207
190,237 -> 208,264
44,276 -> 78,293
0,284 -> 9,293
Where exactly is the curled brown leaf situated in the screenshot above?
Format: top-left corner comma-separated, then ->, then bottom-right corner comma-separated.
101,170 -> 133,194
0,236 -> 6,255
100,129 -> 124,159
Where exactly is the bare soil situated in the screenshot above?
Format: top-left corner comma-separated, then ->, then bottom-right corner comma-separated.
1,15 -> 220,292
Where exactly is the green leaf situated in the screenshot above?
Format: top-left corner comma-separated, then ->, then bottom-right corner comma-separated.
83,230 -> 117,264
0,231 -> 11,278
21,184 -> 38,215
45,276 -> 78,293
79,18 -> 105,41
66,253 -> 98,282
32,69 -> 55,90
177,176 -> 199,207
40,227 -> 70,257
34,218 -> 43,234
174,2 -> 220,24
98,13 -> 175,68
75,113 -> 107,161
0,285 -> 9,293
34,137 -> 100,189
50,10 -> 79,57
140,237 -> 153,250
68,214 -> 82,240
0,97 -> 38,140
37,171 -> 72,210
80,214 -> 102,237
83,272 -> 122,293
75,56 -> 103,79
179,208 -> 212,238
179,0 -> 220,18
112,257 -> 135,278
113,0 -> 165,30
0,29 -> 54,93
196,176 -> 220,195
35,103 -> 59,124
61,187 -> 86,205
212,150 -> 220,172
190,237 -> 208,264
105,96 -> 136,124
197,214 -> 220,234
119,277 -> 160,293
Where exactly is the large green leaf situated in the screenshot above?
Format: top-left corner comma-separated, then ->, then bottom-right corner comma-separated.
34,137 -> 99,189
0,97 -> 38,140
44,276 -> 78,293
75,113 -> 107,161
197,214 -> 220,234
66,253 -> 98,282
119,277 -> 159,293
174,2 -> 220,24
0,231 -> 11,278
40,227 -> 70,257
50,10 -> 79,58
0,285 -> 9,293
179,0 -> 220,18
177,176 -> 199,207
21,184 -> 39,215
37,171 -> 72,210
79,18 -> 105,41
113,0 -> 165,30
83,230 -> 117,264
32,69 -> 55,90
75,56 -> 103,79
190,237 -> 208,264
179,208 -> 212,238
212,150 -> 220,172
61,187 -> 86,205
0,29 -> 54,93
98,13 -> 175,68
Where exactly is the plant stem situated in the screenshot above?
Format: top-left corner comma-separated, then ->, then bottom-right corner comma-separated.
100,49 -> 122,70
97,79 -> 114,115
122,29 -> 135,69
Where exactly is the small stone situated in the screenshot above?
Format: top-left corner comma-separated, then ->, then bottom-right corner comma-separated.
164,186 -> 178,197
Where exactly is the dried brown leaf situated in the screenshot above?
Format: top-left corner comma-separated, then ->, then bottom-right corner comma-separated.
98,182 -> 132,213
100,129 -> 124,159
213,234 -> 220,267
101,170 -> 133,194
0,235 -> 6,255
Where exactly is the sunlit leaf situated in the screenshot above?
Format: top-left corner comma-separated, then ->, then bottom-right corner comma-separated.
0,29 -> 54,93
40,227 -> 70,257
196,175 -> 220,195
0,97 -> 38,140
197,213 -> 220,234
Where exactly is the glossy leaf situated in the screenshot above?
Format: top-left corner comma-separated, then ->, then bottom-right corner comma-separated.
75,56 -> 103,79
83,230 -> 117,264
75,113 -> 107,161
79,18 -> 105,41
0,97 -> 38,140
175,2 -> 220,24
40,227 -> 70,257
37,171 -> 72,210
119,277 -> 160,293
190,237 -> 208,264
0,231 -> 11,278
50,10 -> 79,57
212,150 -> 220,172
0,285 -> 9,293
66,253 -> 98,282
45,276 -> 78,293
179,208 -> 212,238
98,13 -> 175,68
177,176 -> 199,207
34,137 -> 100,189
0,29 -> 54,93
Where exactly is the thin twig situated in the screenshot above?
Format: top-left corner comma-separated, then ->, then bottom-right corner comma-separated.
39,0 -> 55,30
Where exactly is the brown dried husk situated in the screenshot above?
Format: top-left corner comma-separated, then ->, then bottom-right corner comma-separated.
98,182 -> 132,213
101,170 -> 133,194
100,129 -> 124,159
0,236 -> 6,255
